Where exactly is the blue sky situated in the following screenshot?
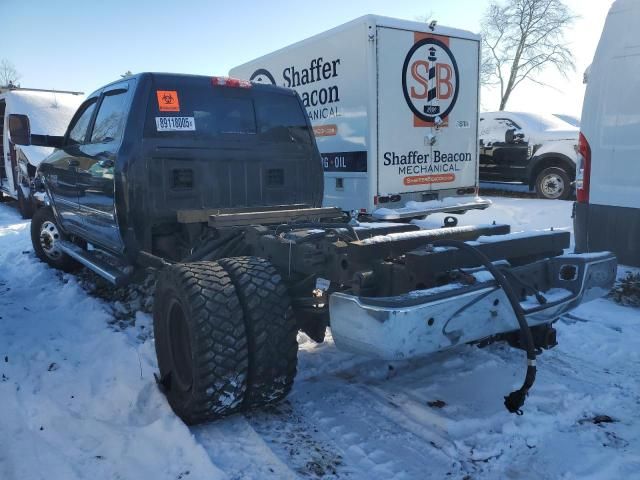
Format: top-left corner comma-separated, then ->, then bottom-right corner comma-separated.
2,0 -> 610,114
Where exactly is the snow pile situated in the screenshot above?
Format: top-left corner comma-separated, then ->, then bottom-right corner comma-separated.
0,207 -> 224,479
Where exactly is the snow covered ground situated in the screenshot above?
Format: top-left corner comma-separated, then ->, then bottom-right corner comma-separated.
1,197 -> 638,480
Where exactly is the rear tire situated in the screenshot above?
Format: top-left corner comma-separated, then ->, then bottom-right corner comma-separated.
535,167 -> 571,200
219,256 -> 298,409
153,261 -> 249,425
30,207 -> 80,272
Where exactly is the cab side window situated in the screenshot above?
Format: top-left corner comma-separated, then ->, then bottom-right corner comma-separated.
91,90 -> 129,143
479,117 -> 521,145
67,100 -> 98,145
497,118 -> 521,130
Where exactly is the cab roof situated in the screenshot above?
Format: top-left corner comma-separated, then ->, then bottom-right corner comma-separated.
89,72 -> 298,99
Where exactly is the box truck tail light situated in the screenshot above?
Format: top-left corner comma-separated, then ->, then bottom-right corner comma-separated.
211,77 -> 252,88
576,132 -> 591,203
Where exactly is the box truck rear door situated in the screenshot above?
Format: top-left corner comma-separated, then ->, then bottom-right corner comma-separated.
376,27 -> 479,198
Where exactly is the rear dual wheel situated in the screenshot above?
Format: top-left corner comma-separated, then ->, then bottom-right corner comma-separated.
153,257 -> 298,425
219,257 -> 298,408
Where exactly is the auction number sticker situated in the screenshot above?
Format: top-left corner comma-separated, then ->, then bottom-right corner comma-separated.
155,116 -> 195,131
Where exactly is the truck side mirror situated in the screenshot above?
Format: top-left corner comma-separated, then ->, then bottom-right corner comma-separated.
505,128 -> 515,144
8,114 -> 31,146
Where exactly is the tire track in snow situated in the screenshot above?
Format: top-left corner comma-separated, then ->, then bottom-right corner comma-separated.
193,415 -> 300,480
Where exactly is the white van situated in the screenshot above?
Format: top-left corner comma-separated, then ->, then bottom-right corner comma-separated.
0,87 -> 83,217
231,15 -> 490,220
574,0 -> 640,266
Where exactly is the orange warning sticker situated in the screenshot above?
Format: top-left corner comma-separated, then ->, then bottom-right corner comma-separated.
156,90 -> 180,112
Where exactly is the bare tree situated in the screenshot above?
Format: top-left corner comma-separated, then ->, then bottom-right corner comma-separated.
481,0 -> 576,110
0,59 -> 21,87
416,11 -> 436,24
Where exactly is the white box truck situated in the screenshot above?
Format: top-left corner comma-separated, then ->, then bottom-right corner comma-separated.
0,87 -> 83,217
574,0 -> 640,267
231,15 -> 490,220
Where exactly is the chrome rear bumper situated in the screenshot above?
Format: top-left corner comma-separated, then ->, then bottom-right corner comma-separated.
329,252 -> 616,360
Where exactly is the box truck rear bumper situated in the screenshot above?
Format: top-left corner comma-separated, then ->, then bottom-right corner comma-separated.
329,251 -> 616,360
372,197 -> 491,220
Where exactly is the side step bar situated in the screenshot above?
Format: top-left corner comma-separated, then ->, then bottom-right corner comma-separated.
58,241 -> 130,286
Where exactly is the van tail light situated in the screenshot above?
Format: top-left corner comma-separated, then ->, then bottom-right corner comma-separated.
211,76 -> 252,88
576,132 -> 591,203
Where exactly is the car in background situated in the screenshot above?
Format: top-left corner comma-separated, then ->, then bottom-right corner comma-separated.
479,111 -> 579,200
0,87 -> 83,217
574,0 -> 640,267
553,113 -> 580,127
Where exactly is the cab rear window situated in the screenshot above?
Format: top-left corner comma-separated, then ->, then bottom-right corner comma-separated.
145,82 -> 311,144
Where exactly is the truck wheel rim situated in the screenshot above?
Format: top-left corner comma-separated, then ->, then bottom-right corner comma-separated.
168,300 -> 194,391
40,221 -> 63,260
541,173 -> 564,199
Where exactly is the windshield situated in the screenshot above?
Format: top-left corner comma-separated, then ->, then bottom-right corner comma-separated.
145,79 -> 312,144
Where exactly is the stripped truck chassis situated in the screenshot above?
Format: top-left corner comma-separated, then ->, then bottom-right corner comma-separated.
172,204 -> 616,357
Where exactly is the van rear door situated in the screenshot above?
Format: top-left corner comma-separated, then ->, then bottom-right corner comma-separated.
376,27 -> 479,199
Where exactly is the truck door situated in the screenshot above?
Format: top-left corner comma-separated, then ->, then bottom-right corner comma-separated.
76,82 -> 131,252
377,27 -> 479,199
479,116 -> 529,181
40,97 -> 99,232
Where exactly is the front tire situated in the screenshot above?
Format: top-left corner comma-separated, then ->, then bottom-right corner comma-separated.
218,256 -> 298,409
153,262 -> 249,425
30,207 -> 80,272
535,167 -> 571,200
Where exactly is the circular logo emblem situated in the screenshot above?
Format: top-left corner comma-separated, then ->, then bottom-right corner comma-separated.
402,38 -> 460,123
250,68 -> 276,85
